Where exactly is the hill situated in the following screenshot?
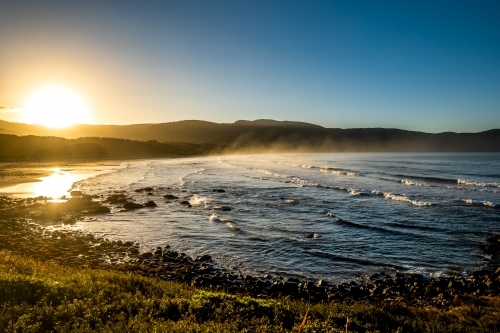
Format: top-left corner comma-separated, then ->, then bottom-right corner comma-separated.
0,134 -> 219,160
0,119 -> 499,152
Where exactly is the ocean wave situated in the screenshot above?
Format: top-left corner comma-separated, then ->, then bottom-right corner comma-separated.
189,194 -> 213,209
348,188 -> 367,196
321,169 -> 361,176
462,199 -> 499,208
276,162 -> 361,176
387,222 -> 443,232
320,166 -> 361,176
394,174 -> 457,184
400,179 -> 428,186
371,191 -> 434,206
238,165 -> 451,208
457,179 -> 500,187
326,212 -> 418,237
295,178 -> 434,206
306,250 -> 406,270
255,169 -> 291,179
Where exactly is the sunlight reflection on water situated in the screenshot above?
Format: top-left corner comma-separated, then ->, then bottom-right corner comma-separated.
0,167 -> 115,199
32,169 -> 85,198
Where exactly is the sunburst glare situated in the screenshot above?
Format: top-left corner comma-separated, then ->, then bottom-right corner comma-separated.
23,86 -> 90,128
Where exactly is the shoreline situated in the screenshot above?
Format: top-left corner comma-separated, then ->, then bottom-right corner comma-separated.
0,160 -> 128,198
0,167 -> 52,189
0,193 -> 499,308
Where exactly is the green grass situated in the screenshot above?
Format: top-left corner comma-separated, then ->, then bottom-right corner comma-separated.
1,250 -> 499,332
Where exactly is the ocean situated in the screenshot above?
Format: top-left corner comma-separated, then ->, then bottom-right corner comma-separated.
71,153 -> 500,283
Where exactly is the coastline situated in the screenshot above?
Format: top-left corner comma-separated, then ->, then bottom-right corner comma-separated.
0,160 -> 127,198
0,166 -> 52,188
0,160 -> 500,307
0,193 -> 499,308
1,179 -> 500,331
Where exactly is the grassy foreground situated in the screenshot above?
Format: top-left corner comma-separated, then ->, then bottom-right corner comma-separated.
1,250 -> 499,332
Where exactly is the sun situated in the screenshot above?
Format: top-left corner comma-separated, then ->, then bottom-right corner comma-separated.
23,86 -> 91,128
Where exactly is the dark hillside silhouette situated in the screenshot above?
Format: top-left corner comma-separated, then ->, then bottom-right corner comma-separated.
0,119 -> 499,152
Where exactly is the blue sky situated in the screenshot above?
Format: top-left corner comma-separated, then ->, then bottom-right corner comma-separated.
1,1 -> 499,132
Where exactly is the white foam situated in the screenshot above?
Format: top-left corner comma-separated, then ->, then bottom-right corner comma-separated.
348,188 -> 364,196
482,201 -> 499,208
226,222 -> 239,231
458,179 -> 500,187
381,192 -> 433,206
189,194 -> 213,209
400,179 -> 427,186
320,166 -> 361,176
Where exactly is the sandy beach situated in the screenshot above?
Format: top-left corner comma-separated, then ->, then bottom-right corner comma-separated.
0,161 -> 124,198
0,165 -> 52,188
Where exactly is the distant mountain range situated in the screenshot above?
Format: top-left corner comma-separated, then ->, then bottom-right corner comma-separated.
1,119 -> 499,153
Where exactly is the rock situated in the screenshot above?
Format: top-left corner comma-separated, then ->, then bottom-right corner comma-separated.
143,200 -> 157,207
300,281 -> 314,290
89,206 -> 110,214
472,270 -> 490,278
147,192 -> 153,195
195,255 -> 213,262
410,273 -> 424,281
486,234 -> 500,243
448,279 -> 465,291
370,273 -> 383,281
123,202 -> 144,210
179,200 -> 191,206
481,234 -> 500,255
164,194 -> 179,199
140,252 -> 153,258
283,280 -> 299,292
106,194 -> 128,204
135,187 -> 154,192
213,189 -> 226,193
317,279 -> 327,287
220,206 -> 232,211
304,233 -> 314,238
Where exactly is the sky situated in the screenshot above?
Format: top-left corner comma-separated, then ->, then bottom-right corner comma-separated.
1,0 -> 499,132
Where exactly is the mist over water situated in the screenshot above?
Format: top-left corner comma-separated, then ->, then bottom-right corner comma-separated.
76,153 -> 500,282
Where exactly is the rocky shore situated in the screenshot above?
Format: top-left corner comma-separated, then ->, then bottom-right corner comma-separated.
1,192 -> 499,309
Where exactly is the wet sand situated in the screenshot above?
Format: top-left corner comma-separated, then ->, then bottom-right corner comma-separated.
0,161 -> 123,198
0,167 -> 52,188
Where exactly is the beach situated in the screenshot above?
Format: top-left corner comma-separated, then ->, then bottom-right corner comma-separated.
1,155 -> 500,331
0,161 -> 124,198
0,164 -> 52,188
0,153 -> 499,304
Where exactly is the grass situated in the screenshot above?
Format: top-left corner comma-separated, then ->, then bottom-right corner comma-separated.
1,250 -> 500,332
